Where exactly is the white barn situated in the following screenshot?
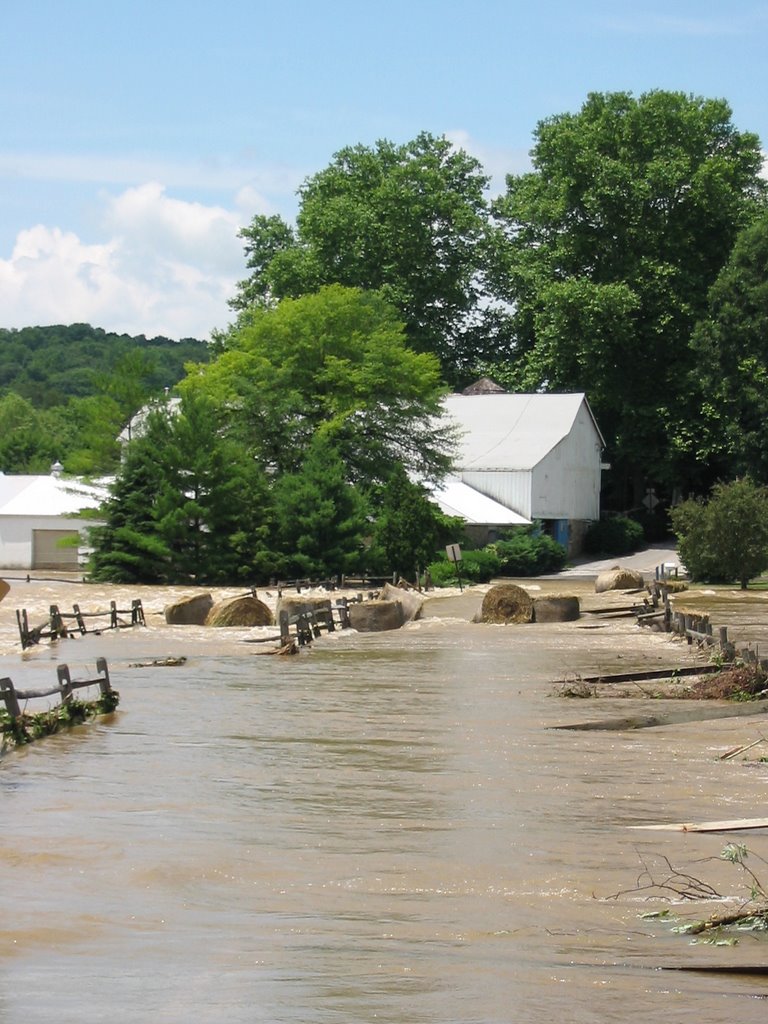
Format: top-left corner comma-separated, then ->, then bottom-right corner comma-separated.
0,474 -> 106,570
442,391 -> 604,553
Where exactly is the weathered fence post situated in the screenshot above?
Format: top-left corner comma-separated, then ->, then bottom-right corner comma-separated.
0,677 -> 20,720
279,610 -> 291,646
72,604 -> 87,634
50,605 -> 67,640
95,657 -> 112,697
57,664 -> 73,703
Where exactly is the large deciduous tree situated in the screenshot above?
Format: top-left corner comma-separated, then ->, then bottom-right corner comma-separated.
185,284 -> 456,484
489,90 -> 766,505
688,213 -> 768,482
231,133 -> 492,378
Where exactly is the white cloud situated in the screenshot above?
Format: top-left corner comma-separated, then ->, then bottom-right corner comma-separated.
0,185 -> 248,339
445,130 -> 532,196
103,182 -> 244,274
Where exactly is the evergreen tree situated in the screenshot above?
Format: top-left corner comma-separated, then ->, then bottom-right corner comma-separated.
89,396 -> 273,583
373,464 -> 448,580
271,436 -> 367,579
89,427 -> 171,583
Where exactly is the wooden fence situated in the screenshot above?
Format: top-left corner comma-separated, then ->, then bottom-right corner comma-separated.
634,582 -> 762,666
0,658 -> 115,723
16,600 -> 145,650
273,573 -> 397,596
276,595 -> 371,647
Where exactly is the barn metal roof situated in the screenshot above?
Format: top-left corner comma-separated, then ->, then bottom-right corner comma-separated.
430,476 -> 530,525
0,475 -> 107,517
444,392 -> 603,471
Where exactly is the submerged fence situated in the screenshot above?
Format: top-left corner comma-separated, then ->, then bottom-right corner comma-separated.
16,600 -> 145,650
634,581 -> 767,667
0,659 -> 118,748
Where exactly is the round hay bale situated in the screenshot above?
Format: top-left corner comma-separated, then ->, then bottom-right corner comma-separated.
594,567 -> 644,593
479,584 -> 534,624
205,595 -> 274,627
532,594 -> 580,622
164,592 -> 214,625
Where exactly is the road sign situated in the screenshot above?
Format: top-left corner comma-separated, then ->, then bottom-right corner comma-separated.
643,488 -> 659,511
445,543 -> 462,563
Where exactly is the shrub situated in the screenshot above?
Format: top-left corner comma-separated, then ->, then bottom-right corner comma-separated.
584,515 -> 644,556
492,528 -> 567,575
670,477 -> 768,589
460,548 -> 502,582
427,548 -> 501,587
426,556 -> 461,587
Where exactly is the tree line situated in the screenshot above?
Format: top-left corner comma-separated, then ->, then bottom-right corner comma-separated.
0,325 -> 209,475
12,88 -> 768,585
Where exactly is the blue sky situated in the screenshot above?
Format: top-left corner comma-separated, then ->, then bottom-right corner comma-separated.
1,0 -> 766,340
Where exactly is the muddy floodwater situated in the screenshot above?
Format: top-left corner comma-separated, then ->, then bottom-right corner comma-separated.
1,577 -> 768,1023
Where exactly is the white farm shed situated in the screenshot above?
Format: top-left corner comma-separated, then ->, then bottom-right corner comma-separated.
0,474 -> 106,570
443,392 -> 604,553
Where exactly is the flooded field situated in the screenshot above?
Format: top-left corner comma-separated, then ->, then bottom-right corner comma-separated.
1,576 -> 767,1023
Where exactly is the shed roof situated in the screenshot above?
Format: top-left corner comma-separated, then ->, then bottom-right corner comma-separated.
0,475 -> 107,517
430,476 -> 530,526
444,392 -> 603,471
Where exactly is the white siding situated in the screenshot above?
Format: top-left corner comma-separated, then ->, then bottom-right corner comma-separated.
0,516 -> 97,569
530,405 -> 602,520
459,470 -> 534,520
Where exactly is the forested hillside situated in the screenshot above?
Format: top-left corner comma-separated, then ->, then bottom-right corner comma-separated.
0,324 -> 209,407
0,323 -> 210,477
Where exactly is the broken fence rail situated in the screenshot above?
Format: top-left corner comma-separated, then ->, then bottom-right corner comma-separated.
16,600 -> 146,649
277,595 -> 368,647
0,658 -> 114,721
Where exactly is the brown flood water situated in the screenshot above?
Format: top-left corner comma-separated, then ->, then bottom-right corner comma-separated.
1,577 -> 767,1023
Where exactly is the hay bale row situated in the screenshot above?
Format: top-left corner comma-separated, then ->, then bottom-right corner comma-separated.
165,593 -> 274,627
478,584 -> 580,624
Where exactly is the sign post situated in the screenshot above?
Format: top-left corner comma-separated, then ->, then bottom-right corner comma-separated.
445,543 -> 463,592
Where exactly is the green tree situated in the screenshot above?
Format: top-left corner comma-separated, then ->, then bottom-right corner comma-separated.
688,213 -> 768,482
271,435 -> 367,579
670,478 -> 768,588
93,349 -> 158,440
0,393 -> 55,472
489,90 -> 766,504
153,394 -> 273,583
88,425 -> 171,583
185,285 -> 456,484
372,464 -> 450,580
231,133 -> 491,377
90,396 -> 273,583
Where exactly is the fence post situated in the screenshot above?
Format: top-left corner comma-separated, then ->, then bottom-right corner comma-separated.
95,657 -> 112,697
50,605 -> 67,640
279,610 -> 291,646
336,597 -> 350,629
0,677 -> 21,720
57,664 -> 73,703
16,609 -> 29,649
72,604 -> 87,634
